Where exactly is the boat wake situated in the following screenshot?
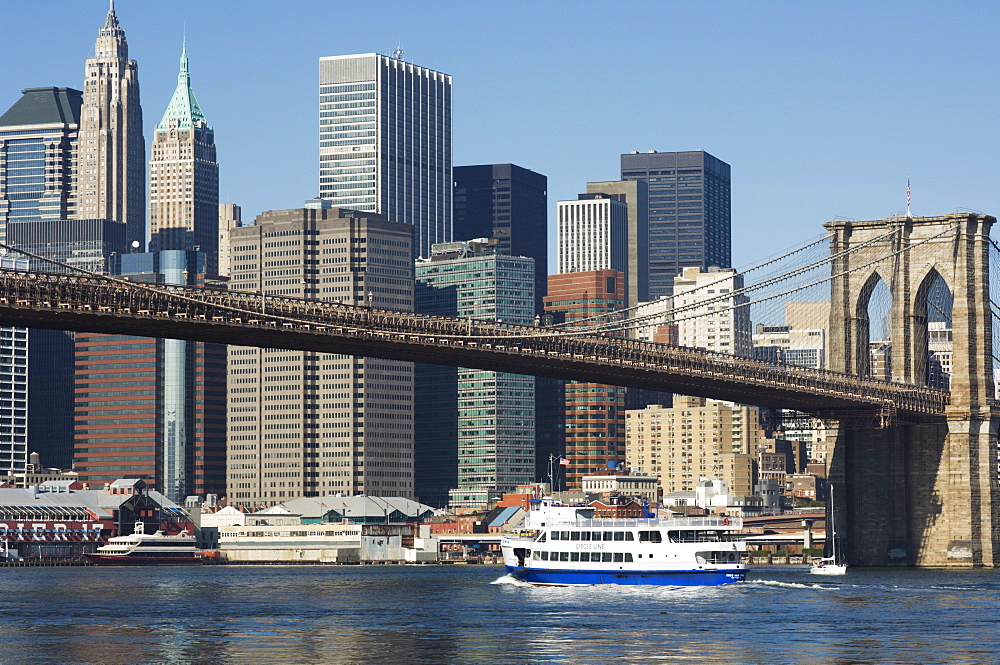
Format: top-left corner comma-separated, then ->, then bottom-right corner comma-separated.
491,574 -> 533,587
746,579 -> 838,590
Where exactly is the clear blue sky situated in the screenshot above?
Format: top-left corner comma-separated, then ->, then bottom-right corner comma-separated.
4,1 -> 999,269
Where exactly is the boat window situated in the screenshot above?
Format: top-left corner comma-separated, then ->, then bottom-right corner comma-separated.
624,553 -> 634,562
613,531 -> 625,541
570,532 -> 581,541
532,551 -> 541,561
536,532 -> 546,543
570,552 -> 580,561
638,530 -> 663,544
560,552 -> 570,561
560,531 -> 570,540
602,552 -> 613,562
613,552 -> 624,562
580,531 -> 591,541
541,551 -> 549,561
603,532 -> 614,541
592,532 -> 602,541
625,532 -> 634,541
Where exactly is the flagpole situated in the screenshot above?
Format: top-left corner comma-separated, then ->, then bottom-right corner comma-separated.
906,178 -> 912,218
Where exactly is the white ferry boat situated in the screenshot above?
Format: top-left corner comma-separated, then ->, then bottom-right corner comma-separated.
501,497 -> 746,586
84,521 -> 200,566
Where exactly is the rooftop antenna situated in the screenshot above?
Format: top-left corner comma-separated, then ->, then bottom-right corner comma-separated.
392,43 -> 404,60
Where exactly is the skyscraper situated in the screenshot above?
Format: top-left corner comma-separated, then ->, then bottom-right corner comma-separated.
415,239 -> 536,508
73,251 -> 227,502
621,150 -> 731,298
318,53 -> 452,259
453,164 -> 547,313
584,180 -> 649,306
226,207 -> 415,507
0,87 -> 82,240
77,1 -> 145,247
543,271 -> 628,489
148,44 -> 219,274
556,194 -> 628,277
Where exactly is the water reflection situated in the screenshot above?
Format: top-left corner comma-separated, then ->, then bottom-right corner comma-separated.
0,565 -> 997,664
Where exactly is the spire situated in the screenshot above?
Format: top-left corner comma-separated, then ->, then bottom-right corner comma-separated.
157,41 -> 208,132
104,0 -> 120,30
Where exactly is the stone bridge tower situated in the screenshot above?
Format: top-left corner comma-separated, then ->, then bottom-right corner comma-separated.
824,213 -> 1000,566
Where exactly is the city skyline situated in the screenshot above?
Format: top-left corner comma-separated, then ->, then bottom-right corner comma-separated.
4,1 -> 999,270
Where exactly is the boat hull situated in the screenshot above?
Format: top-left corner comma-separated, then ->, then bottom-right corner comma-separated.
84,554 -> 201,566
506,565 -> 745,586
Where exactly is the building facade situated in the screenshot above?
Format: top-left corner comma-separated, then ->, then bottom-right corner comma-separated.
73,251 -> 227,502
76,2 -> 145,248
556,193 -> 627,278
543,271 -> 627,489
672,266 -> 752,356
148,44 -> 220,274
0,87 -> 82,241
217,203 -> 241,278
226,207 -> 415,507
415,239 -> 536,508
584,180 -> 649,306
621,150 -> 731,298
318,53 -> 451,259
453,164 -> 547,313
625,398 -> 758,498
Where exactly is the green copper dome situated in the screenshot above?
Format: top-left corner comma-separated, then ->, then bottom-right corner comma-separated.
157,42 -> 209,132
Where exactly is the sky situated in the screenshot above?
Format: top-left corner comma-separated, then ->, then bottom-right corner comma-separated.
3,1 -> 1000,270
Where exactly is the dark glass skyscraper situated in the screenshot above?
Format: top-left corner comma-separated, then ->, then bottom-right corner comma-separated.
620,150 -> 731,298
453,164 -> 547,313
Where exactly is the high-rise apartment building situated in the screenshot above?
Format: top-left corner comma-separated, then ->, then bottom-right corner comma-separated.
584,180 -> 649,306
226,207 -> 414,507
318,53 -> 451,259
74,251 -> 227,501
621,150 -> 731,298
453,164 -> 547,313
543,271 -> 627,489
672,266 -> 752,356
415,239 -> 536,508
556,194 -> 628,277
625,398 -> 759,498
76,1 -> 145,247
0,87 -> 82,240
148,44 -> 220,274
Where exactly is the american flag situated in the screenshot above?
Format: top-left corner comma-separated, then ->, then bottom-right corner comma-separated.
907,178 -> 911,209
560,457 -> 570,466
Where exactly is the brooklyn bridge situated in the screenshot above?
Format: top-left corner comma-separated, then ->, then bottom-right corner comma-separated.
0,212 -> 997,567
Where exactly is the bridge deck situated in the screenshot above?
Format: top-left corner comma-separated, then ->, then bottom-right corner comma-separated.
0,270 -> 948,422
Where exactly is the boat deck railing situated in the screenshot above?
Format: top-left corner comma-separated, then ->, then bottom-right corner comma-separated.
535,517 -> 742,530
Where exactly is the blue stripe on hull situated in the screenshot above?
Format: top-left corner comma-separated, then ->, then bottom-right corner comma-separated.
507,566 -> 745,586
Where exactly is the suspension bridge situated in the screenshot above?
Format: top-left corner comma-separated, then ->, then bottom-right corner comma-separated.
0,212 -> 996,567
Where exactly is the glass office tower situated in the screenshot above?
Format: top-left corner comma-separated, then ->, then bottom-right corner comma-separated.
318,53 -> 452,259
620,150 -> 731,298
415,240 -> 535,508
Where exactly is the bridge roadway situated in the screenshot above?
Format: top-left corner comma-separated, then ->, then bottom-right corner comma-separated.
0,269 -> 948,422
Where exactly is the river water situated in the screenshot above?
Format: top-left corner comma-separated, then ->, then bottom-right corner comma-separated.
1,564 -> 998,664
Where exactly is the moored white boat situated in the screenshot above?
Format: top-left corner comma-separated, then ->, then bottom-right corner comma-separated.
811,484 -> 847,576
84,521 -> 200,566
501,497 -> 746,586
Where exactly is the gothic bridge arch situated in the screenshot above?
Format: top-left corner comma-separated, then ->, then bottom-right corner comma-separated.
824,213 -> 999,567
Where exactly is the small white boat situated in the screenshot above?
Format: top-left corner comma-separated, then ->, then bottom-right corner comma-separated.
85,521 -> 199,566
811,485 -> 847,576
